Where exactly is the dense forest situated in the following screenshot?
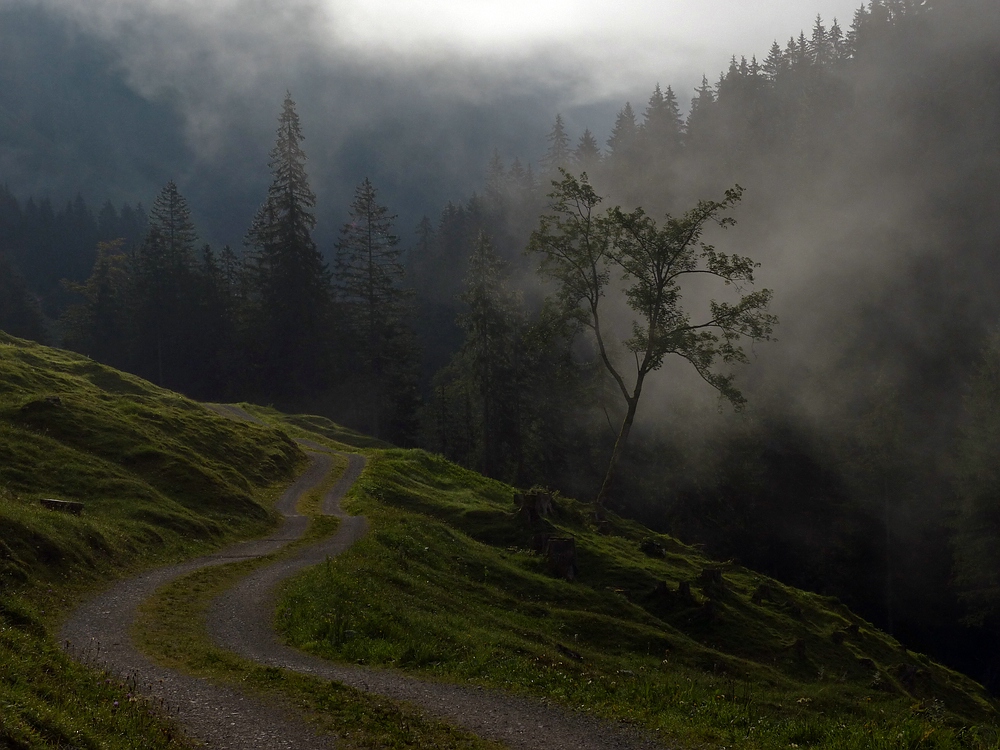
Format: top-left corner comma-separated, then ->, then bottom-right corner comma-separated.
3,0 -> 1000,692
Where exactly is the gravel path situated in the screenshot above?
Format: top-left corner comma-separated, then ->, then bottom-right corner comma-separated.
209,453 -> 665,750
61,415 -> 669,749
60,453 -> 339,749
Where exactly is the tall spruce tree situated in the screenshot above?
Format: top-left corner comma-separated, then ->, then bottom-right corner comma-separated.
131,180 -> 198,387
574,128 -> 602,174
641,84 -> 684,167
245,92 -> 331,397
335,178 -> 417,440
542,114 -> 572,175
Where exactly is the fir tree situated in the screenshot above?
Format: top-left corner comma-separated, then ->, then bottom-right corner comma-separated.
763,41 -> 787,80
606,102 -> 638,158
573,128 -> 602,174
335,178 -> 417,440
685,75 -> 717,147
641,84 -> 684,156
130,180 -> 199,387
245,92 -> 332,397
542,114 -> 572,174
810,15 -> 832,66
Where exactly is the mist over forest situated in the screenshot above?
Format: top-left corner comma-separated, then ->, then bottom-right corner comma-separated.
3,0 -> 1000,695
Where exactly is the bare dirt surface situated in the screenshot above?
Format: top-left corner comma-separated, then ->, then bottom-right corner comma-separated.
61,406 -> 670,749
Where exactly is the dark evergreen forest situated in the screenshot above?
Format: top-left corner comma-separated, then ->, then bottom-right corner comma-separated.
3,0 -> 1000,692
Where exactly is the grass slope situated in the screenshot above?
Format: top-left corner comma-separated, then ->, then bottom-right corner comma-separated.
0,332 -> 302,748
274,448 -> 1000,749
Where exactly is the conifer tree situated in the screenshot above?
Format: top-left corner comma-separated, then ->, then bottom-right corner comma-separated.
147,181 -> 197,269
763,41 -> 786,80
245,92 -> 332,396
457,231 -> 523,477
0,252 -> 45,342
574,128 -> 602,174
62,240 -> 129,367
685,75 -> 717,149
131,180 -> 199,387
641,84 -> 684,156
335,178 -> 417,440
830,18 -> 847,62
810,15 -> 833,66
542,114 -> 572,174
484,150 -> 507,216
606,102 -> 638,160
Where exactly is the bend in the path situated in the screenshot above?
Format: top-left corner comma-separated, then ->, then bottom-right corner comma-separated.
210,454 -> 666,750
59,453 -> 339,750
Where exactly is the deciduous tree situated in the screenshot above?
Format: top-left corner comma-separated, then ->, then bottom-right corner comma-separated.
529,171 -> 776,509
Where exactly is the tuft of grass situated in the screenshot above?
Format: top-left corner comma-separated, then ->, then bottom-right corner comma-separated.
276,448 -> 1000,750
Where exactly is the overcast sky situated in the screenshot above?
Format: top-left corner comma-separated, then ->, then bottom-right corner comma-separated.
38,0 -> 868,106
322,0 -> 867,98
9,0 -> 872,231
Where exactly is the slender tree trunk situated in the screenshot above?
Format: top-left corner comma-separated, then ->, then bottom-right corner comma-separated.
884,475 -> 893,635
595,393 -> 640,512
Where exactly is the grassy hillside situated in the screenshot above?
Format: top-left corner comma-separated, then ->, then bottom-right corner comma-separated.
4,330 -> 999,749
274,447 -> 1000,749
0,332 -> 302,748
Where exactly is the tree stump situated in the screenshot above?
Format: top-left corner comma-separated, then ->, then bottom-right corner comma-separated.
698,566 -> 726,591
792,638 -> 807,659
751,583 -> 778,605
515,488 -> 555,525
545,537 -> 578,581
640,538 -> 667,558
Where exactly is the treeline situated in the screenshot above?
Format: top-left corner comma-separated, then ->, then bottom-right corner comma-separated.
4,96 -> 419,444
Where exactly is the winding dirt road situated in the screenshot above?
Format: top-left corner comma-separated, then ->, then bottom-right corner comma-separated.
61,415 -> 667,749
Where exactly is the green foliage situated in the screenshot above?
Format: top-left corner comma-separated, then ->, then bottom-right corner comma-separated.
278,447 -> 999,749
529,172 -> 776,505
